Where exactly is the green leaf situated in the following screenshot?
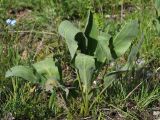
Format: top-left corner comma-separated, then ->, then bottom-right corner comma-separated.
5,58 -> 60,88
94,33 -> 112,63
84,11 -> 99,40
155,0 -> 160,16
58,20 -> 80,59
33,57 -> 60,84
112,20 -> 139,58
5,66 -> 38,82
122,34 -> 144,70
75,53 -> 95,93
84,11 -> 99,54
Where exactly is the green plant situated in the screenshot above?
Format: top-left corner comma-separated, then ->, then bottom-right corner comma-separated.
5,57 -> 68,113
5,57 -> 60,86
58,11 -> 139,116
5,10 -> 141,117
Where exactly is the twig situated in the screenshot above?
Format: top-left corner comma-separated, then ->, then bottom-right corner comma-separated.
80,116 -> 92,120
6,30 -> 57,35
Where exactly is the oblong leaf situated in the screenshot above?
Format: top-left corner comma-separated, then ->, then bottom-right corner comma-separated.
84,11 -> 99,40
84,11 -> 99,54
5,66 -> 38,82
75,53 -> 95,93
33,58 -> 60,81
58,20 -> 81,59
113,20 -> 139,58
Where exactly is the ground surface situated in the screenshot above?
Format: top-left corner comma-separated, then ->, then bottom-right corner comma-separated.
0,0 -> 160,120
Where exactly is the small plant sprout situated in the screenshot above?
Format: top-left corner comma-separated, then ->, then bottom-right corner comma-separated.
58,10 -> 140,115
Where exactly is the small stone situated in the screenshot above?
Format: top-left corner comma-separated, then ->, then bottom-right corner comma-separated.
153,111 -> 160,116
6,19 -> 16,26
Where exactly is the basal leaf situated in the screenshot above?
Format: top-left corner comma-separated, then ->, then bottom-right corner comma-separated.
112,20 -> 139,58
94,33 -> 112,63
84,11 -> 99,40
33,57 -> 60,84
5,57 -> 61,93
84,11 -> 99,54
5,66 -> 38,82
58,20 -> 80,59
75,53 -> 95,93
